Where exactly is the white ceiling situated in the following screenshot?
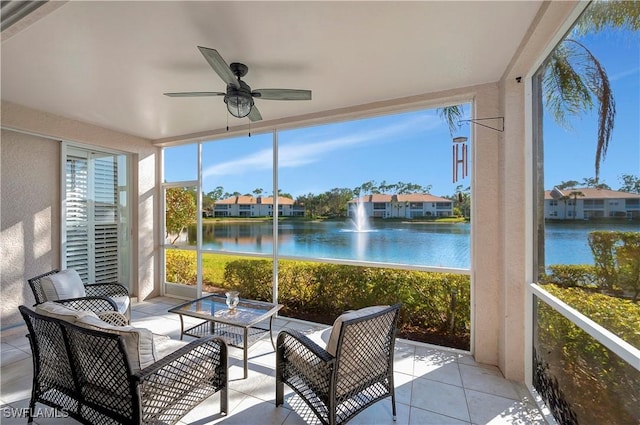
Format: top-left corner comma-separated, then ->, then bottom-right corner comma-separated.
1,1 -> 543,141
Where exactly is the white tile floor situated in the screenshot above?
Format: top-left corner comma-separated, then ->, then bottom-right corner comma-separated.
1,297 -> 546,424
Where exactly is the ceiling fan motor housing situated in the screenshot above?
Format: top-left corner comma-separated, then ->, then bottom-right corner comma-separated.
229,62 -> 249,78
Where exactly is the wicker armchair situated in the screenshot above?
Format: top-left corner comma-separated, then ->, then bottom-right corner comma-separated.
276,304 -> 401,425
19,305 -> 228,424
28,269 -> 131,320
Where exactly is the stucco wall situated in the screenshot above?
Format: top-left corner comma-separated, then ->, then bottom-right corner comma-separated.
495,1 -> 580,381
1,130 -> 60,329
1,102 -> 160,331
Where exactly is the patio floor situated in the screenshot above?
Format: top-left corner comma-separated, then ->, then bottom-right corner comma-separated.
1,297 -> 547,424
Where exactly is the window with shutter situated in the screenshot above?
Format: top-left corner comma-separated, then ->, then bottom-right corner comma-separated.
63,146 -> 130,287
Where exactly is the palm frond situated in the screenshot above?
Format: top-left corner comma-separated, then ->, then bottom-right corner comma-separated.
574,0 -> 640,35
543,39 -> 615,181
564,39 -> 616,180
438,105 -> 464,136
543,44 -> 593,130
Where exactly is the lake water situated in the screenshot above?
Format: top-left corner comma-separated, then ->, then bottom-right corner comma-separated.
197,220 -> 638,269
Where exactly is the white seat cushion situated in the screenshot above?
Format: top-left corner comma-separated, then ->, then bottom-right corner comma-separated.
40,269 -> 86,301
75,315 -> 158,371
154,336 -> 189,360
326,305 -> 389,356
35,302 -> 99,323
306,327 -> 331,348
111,295 -> 130,315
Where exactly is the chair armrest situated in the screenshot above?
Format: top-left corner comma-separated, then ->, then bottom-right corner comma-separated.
277,329 -> 335,397
133,336 -> 228,418
84,282 -> 129,298
53,296 -> 118,313
134,335 -> 227,380
278,329 -> 334,364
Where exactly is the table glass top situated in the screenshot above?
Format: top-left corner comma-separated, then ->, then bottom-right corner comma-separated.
169,294 -> 282,327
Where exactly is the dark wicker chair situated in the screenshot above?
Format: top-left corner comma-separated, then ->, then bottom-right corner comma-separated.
276,304 -> 401,425
28,269 -> 131,320
19,305 -> 228,424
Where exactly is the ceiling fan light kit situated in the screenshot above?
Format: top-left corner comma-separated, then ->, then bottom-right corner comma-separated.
225,82 -> 254,118
164,47 -> 311,122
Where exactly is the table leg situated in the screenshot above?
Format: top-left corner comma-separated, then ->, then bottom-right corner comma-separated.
243,327 -> 249,379
178,315 -> 185,340
269,316 -> 276,350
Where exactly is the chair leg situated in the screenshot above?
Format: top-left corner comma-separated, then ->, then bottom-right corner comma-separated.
27,396 -> 36,423
220,388 -> 228,415
276,378 -> 284,406
391,389 -> 397,421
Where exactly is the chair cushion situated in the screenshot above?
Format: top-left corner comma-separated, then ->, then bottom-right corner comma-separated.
111,295 -> 130,315
35,301 -> 99,323
154,336 -> 189,360
75,315 -> 158,371
40,269 -> 86,301
326,305 -> 389,356
306,327 -> 331,348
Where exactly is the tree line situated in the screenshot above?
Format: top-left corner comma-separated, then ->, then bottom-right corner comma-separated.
554,174 -> 640,193
199,180 -> 468,218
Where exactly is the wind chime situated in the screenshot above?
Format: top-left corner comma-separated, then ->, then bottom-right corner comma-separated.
452,136 -> 468,184
451,115 -> 505,185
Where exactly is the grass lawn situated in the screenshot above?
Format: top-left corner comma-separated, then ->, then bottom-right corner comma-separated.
202,253 -> 243,286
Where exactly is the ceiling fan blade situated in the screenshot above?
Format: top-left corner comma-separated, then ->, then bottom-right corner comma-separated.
164,92 -> 226,97
197,46 -> 240,89
252,89 -> 312,101
248,105 -> 262,122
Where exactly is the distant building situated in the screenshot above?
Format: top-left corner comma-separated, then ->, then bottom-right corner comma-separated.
544,187 -> 640,220
348,194 -> 454,219
214,196 -> 305,217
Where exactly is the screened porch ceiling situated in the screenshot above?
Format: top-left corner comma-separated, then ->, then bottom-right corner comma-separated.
1,1 -> 543,144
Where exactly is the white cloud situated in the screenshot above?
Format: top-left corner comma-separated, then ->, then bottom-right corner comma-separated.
610,66 -> 640,81
203,112 -> 443,177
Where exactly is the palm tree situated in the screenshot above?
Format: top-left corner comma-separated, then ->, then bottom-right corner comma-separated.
569,190 -> 585,220
440,0 -> 640,181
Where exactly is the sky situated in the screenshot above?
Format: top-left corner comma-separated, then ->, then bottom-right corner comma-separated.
164,25 -> 639,199
542,27 -> 639,190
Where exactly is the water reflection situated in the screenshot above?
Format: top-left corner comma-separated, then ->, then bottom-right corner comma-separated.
193,220 -> 471,268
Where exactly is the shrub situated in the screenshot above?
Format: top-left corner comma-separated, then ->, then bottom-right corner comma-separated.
535,285 -> 640,424
588,231 -> 640,299
616,232 -> 640,301
165,249 -> 196,284
536,284 -> 640,424
541,284 -> 640,347
223,259 -> 272,300
223,259 -> 471,342
541,264 -> 599,288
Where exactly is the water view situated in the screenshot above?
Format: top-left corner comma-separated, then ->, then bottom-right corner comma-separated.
194,220 -> 638,268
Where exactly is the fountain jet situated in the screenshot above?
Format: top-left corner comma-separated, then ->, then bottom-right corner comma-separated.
350,201 -> 371,232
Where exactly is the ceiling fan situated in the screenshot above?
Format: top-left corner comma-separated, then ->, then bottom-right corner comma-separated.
164,46 -> 312,122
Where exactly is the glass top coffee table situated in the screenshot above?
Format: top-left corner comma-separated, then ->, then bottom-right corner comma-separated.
169,294 -> 283,379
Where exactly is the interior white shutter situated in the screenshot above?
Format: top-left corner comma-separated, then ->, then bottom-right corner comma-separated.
64,150 -> 121,284
93,155 -> 119,283
65,155 -> 90,282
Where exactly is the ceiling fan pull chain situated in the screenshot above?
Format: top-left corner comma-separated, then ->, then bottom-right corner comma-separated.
248,120 -> 251,137
226,110 -> 229,131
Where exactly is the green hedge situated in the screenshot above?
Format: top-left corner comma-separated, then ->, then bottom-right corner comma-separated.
541,284 -> 640,348
536,284 -> 640,424
588,231 -> 640,300
223,259 -> 470,338
540,264 -> 599,288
